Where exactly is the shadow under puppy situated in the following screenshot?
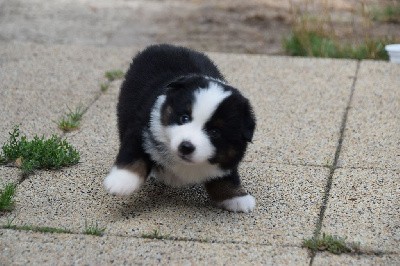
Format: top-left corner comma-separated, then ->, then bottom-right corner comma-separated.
104,44 -> 256,212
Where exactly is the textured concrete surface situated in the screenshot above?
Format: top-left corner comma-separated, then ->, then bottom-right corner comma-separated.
66,93 -> 120,167
0,159 -> 328,246
314,253 -> 400,266
321,168 -> 400,253
0,167 -> 20,189
338,61 -> 400,170
1,41 -> 399,264
106,163 -> 327,245
0,230 -> 310,265
0,42 -> 132,143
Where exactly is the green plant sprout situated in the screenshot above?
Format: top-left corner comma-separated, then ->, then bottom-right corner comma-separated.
0,126 -> 80,176
57,106 -> 85,132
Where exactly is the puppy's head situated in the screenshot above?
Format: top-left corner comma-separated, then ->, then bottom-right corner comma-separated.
153,75 -> 255,168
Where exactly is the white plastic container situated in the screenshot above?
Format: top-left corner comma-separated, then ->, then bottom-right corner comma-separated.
385,44 -> 400,63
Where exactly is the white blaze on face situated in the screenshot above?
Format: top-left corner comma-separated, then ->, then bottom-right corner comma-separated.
166,82 -> 232,163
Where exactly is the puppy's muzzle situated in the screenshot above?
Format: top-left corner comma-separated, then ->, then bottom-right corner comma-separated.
178,141 -> 195,156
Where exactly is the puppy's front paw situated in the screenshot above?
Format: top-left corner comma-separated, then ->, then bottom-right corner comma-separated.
217,194 -> 256,213
104,166 -> 144,196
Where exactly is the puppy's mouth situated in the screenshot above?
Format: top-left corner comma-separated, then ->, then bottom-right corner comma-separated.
179,154 -> 194,163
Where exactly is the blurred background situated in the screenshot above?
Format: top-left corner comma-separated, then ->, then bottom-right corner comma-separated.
1,0 -> 399,60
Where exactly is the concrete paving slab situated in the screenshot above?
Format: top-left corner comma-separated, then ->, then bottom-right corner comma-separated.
210,53 -> 358,166
0,165 -> 121,232
65,92 -> 119,167
322,168 -> 400,253
0,42 -> 132,142
0,166 -> 20,189
0,173 -> 17,196
338,61 -> 400,170
21,47 -> 341,246
0,87 -> 94,142
0,160 -> 328,246
1,41 -> 375,263
0,230 -> 310,265
57,91 -> 328,245
313,253 -> 400,266
106,163 -> 327,246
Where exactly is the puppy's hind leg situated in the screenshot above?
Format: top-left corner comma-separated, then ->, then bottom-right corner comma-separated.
104,136 -> 151,196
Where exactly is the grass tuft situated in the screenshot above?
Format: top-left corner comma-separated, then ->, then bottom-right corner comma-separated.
3,217 -> 71,234
0,183 -> 16,211
0,126 -> 80,176
57,106 -> 85,132
285,2 -> 398,60
105,70 -> 124,82
142,229 -> 170,240
3,224 -> 72,234
8,225 -> 72,234
284,30 -> 391,60
100,82 -> 110,92
303,233 -> 360,255
101,69 -> 124,92
84,221 -> 105,236
372,4 -> 400,23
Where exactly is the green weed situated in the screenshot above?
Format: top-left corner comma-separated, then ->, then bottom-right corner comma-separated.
57,106 -> 85,132
101,69 -> 124,93
100,82 -> 110,92
284,30 -> 391,60
0,183 -> 16,211
84,221 -> 105,236
2,217 -> 71,233
105,70 -> 124,82
3,223 -> 71,234
285,1 -> 398,60
4,216 -> 16,228
372,4 -> 400,23
142,229 -> 170,240
303,233 -> 360,255
0,126 -> 80,176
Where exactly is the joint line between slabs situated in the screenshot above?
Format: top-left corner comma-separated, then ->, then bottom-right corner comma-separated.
309,61 -> 360,265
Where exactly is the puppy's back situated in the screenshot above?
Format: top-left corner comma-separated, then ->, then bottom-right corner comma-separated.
124,44 -> 224,89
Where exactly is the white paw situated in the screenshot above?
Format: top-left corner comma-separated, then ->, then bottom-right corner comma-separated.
104,166 -> 144,196
217,194 -> 256,213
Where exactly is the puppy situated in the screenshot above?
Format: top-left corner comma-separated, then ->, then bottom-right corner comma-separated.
104,44 -> 256,212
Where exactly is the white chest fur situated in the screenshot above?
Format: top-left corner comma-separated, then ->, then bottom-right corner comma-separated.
151,162 -> 229,187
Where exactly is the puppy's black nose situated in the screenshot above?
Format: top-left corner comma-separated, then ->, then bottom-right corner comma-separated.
178,141 -> 195,155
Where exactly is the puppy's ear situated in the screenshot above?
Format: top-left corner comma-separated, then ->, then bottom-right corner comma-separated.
166,76 -> 189,90
241,99 -> 256,143
166,75 -> 207,92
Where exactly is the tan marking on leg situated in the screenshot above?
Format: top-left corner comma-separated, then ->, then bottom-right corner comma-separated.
123,159 -> 149,181
205,179 -> 248,202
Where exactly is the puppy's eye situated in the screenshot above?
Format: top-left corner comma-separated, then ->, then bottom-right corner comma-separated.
179,114 -> 191,125
209,129 -> 221,139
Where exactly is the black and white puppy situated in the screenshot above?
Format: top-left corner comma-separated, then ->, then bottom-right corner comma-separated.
104,44 -> 256,212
